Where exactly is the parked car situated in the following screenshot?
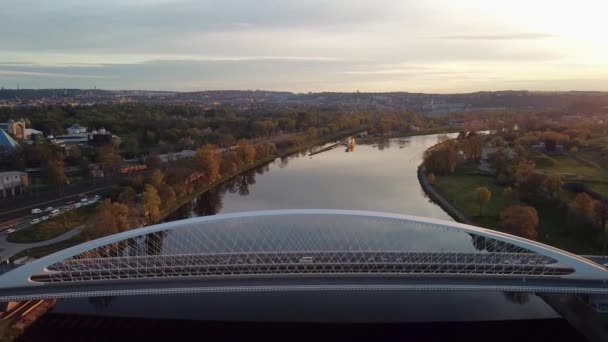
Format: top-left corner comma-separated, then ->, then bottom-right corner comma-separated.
44,207 -> 53,212
80,198 -> 88,203
30,218 -> 40,224
42,215 -> 50,220
5,228 -> 16,234
51,209 -> 60,215
31,208 -> 42,214
74,203 -> 82,208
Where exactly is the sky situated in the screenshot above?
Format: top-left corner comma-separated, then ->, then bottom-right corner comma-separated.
1,0 -> 608,93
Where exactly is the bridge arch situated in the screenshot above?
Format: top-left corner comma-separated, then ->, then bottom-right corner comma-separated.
0,210 -> 607,300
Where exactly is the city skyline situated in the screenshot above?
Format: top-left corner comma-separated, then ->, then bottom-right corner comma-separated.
1,0 -> 608,93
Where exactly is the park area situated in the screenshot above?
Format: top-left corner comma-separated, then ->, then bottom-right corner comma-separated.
534,152 -> 608,197
433,162 -> 602,254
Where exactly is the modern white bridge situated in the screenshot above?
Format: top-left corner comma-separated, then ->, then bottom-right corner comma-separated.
1,210 -> 607,302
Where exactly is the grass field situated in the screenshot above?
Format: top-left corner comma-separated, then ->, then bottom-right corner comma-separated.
534,153 -> 608,180
433,162 -> 602,254
12,235 -> 84,260
8,206 -> 93,244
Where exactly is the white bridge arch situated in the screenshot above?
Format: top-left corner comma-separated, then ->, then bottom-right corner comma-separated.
0,210 -> 607,301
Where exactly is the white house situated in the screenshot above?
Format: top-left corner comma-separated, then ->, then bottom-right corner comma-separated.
0,171 -> 28,198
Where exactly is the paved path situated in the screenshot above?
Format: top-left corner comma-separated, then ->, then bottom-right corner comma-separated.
0,226 -> 83,262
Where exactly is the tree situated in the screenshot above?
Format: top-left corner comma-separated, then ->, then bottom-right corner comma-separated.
85,200 -> 132,240
98,145 -> 122,174
539,174 -> 562,202
427,173 -> 436,185
45,154 -> 67,195
500,205 -> 539,240
80,157 -> 92,178
568,192 -> 598,228
474,187 -> 491,216
237,140 -> 256,165
195,146 -> 220,183
142,184 -> 161,224
117,186 -> 137,204
503,187 -> 518,204
158,183 -> 176,210
149,169 -> 165,189
423,142 -> 458,175
145,153 -> 162,170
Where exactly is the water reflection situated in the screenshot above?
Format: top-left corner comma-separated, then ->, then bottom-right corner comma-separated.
88,296 -> 115,313
168,134 -> 457,220
503,292 -> 531,305
52,133 -> 559,321
166,167 -> 268,220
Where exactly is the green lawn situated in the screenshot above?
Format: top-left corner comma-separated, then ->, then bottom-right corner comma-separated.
535,153 -> 608,180
434,165 -> 507,229
12,235 -> 84,260
433,162 -> 604,254
8,206 -> 93,243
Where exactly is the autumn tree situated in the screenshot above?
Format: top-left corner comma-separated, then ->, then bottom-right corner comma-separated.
462,135 -> 483,161
500,205 -> 539,240
474,187 -> 492,216
149,169 -> 165,189
195,146 -> 220,183
423,141 -> 457,175
85,200 -> 132,240
237,140 -> 256,165
142,184 -> 161,224
568,192 -> 598,228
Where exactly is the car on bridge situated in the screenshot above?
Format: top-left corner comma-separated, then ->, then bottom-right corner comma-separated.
1,210 -> 607,340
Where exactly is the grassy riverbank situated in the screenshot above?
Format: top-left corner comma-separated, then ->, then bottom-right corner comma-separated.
357,125 -> 461,144
12,235 -> 84,260
431,162 -> 601,254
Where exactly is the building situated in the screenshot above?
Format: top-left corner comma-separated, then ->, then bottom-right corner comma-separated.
0,171 -> 28,198
51,124 -> 117,147
67,124 -> 87,135
159,150 -> 196,163
0,119 -> 27,140
0,129 -> 19,152
479,145 -> 515,174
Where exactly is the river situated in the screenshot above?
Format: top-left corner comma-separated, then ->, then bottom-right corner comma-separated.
165,134 -> 453,220
50,133 -> 559,323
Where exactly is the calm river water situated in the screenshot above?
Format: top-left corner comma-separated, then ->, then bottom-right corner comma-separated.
52,133 -> 559,322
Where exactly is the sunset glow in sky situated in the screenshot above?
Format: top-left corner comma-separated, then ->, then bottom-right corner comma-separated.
1,0 -> 608,92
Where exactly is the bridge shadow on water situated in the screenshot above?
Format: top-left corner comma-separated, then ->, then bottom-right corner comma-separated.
19,315 -> 586,342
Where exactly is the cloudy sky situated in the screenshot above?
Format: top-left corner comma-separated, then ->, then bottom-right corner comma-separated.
1,0 -> 608,92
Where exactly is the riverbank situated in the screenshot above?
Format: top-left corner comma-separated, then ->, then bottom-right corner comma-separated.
418,161 -> 603,254
357,125 -> 462,144
417,165 -> 473,225
159,127 -> 366,221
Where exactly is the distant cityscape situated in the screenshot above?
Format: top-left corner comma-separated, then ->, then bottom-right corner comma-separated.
2,89 -> 608,115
